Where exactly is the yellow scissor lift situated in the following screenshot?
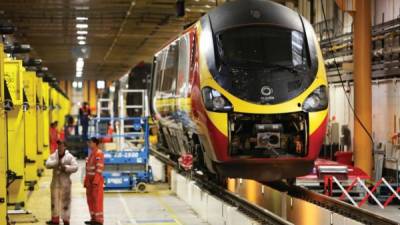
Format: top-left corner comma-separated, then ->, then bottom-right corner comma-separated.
4,57 -> 26,209
0,42 -> 8,225
23,70 -> 38,190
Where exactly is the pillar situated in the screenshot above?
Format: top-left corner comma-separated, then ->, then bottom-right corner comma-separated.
353,0 -> 373,177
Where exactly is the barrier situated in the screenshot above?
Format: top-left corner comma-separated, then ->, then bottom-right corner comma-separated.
324,176 -> 400,208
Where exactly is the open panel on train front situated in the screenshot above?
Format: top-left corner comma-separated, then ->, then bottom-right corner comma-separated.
229,112 -> 308,158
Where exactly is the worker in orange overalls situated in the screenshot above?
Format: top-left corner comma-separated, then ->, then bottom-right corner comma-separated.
50,121 -> 59,154
84,137 -> 104,225
102,122 -> 113,143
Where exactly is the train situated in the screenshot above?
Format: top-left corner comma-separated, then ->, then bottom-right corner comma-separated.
149,0 -> 329,181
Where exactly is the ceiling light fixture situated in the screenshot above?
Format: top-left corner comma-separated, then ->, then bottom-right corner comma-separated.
78,41 -> 86,45
75,6 -> 90,10
76,23 -> 88,29
77,36 -> 86,40
76,17 -> 88,21
77,30 -> 88,35
97,80 -> 105,89
76,72 -> 82,78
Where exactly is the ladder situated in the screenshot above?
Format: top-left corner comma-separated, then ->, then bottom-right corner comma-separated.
96,98 -> 114,137
118,89 -> 149,150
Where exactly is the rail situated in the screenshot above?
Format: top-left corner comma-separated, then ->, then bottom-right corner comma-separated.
150,148 -> 292,225
150,147 -> 399,225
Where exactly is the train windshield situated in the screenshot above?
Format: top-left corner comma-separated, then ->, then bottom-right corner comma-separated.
214,26 -> 315,105
217,26 -> 308,68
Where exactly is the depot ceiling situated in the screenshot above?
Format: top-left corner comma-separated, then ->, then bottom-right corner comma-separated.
0,0 -> 297,80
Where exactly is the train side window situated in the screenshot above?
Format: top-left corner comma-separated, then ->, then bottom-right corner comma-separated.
153,52 -> 164,96
160,42 -> 179,95
176,34 -> 190,97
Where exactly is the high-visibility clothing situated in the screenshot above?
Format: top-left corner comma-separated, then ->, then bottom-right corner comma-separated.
102,126 -> 113,143
84,149 -> 104,224
46,150 -> 78,224
50,127 -> 59,154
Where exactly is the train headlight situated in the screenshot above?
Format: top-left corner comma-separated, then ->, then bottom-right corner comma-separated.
302,86 -> 328,112
202,87 -> 233,112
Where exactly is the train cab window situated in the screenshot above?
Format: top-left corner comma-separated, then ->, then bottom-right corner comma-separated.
176,35 -> 190,97
213,26 -> 315,105
217,26 -> 308,68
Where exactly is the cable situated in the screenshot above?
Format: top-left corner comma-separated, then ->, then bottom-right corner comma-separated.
320,0 -> 375,145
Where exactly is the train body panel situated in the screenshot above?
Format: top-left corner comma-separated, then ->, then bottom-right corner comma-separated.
150,0 -> 328,181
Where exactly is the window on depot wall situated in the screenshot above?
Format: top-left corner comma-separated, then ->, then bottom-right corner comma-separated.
97,80 -> 105,89
73,81 -> 83,90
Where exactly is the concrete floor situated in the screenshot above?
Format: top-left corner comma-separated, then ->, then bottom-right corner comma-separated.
24,161 -> 209,225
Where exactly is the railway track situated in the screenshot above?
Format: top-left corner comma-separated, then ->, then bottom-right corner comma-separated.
150,148 -> 399,225
150,148 -> 292,225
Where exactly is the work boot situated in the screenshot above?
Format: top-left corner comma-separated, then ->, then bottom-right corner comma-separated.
91,222 -> 103,225
46,216 -> 60,225
63,220 -> 70,225
84,221 -> 93,225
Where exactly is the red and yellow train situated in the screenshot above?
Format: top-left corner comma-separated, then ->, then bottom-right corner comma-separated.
150,0 -> 328,181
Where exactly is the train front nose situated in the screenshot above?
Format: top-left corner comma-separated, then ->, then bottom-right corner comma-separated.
203,110 -> 327,181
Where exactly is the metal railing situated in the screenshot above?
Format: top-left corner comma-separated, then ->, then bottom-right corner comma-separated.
324,176 -> 400,209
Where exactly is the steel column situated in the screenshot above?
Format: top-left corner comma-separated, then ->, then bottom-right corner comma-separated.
353,0 -> 373,177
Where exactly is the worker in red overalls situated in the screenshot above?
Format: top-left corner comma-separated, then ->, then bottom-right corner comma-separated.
84,137 -> 104,225
49,121 -> 59,154
102,122 -> 113,143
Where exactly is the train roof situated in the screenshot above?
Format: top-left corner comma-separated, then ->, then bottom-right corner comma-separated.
154,0 -> 305,55
207,0 -> 304,33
